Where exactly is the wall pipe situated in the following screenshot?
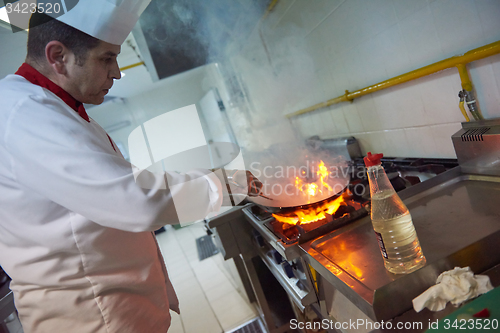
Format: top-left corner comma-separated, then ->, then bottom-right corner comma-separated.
262,0 -> 280,20
456,64 -> 473,92
119,61 -> 145,71
286,40 -> 500,118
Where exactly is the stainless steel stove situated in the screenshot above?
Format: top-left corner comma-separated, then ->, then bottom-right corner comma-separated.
208,129 -> 500,333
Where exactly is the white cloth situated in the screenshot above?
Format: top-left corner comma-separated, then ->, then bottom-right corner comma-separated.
413,267 -> 493,313
49,0 -> 151,45
0,74 -> 223,332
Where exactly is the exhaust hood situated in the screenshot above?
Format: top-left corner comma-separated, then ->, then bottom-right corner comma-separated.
133,0 -> 269,81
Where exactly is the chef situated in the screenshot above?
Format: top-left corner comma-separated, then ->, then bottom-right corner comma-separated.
0,1 -> 259,332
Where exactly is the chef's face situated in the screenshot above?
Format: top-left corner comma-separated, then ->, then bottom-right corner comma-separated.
65,41 -> 121,105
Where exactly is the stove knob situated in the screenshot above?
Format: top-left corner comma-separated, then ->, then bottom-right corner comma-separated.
296,280 -> 306,291
253,231 -> 265,248
271,250 -> 283,265
282,262 -> 295,279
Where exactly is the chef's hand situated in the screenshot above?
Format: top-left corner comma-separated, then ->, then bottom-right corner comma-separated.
229,170 -> 263,197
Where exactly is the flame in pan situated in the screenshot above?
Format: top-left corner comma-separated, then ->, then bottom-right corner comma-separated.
272,194 -> 346,225
294,160 -> 333,198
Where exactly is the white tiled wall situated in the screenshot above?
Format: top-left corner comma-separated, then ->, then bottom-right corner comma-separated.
232,0 -> 500,158
0,29 -> 27,79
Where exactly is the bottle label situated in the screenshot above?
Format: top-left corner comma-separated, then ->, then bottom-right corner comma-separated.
374,231 -> 388,259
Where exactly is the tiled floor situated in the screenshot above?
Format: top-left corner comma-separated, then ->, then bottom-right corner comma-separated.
156,223 -> 258,333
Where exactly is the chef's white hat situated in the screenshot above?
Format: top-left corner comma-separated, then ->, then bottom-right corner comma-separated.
48,0 -> 151,45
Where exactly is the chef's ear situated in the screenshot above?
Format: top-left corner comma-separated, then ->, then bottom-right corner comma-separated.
45,41 -> 69,75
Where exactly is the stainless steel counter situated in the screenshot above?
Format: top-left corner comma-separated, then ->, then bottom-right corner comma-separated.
301,166 -> 500,322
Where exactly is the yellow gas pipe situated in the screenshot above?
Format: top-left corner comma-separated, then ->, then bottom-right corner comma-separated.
459,100 -> 470,122
456,63 -> 473,92
262,0 -> 279,20
119,61 -> 145,71
286,40 -> 500,118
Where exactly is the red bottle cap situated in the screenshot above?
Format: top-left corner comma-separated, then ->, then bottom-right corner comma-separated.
364,152 -> 384,167
472,308 -> 490,318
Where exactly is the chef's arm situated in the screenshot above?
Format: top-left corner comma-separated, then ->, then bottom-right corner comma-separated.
6,98 -> 223,232
210,168 -> 264,201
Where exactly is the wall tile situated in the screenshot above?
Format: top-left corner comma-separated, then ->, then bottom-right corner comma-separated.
490,55 -> 500,118
404,127 -> 438,158
364,131 -> 390,155
392,0 -> 429,21
273,0 -> 306,30
306,28 -> 329,72
355,95 -> 384,132
356,0 -> 398,46
329,109 -> 350,135
308,110 -> 330,137
307,112 -> 322,137
354,132 -> 376,155
318,109 -> 338,136
290,117 -> 301,134
279,0 -> 344,35
297,113 -> 317,138
383,129 -> 410,157
327,56 -> 352,97
355,34 -> 389,86
0,48 -> 26,79
316,67 -> 337,105
468,56 -> 500,119
475,0 -> 500,45
430,122 -> 463,158
378,24 -> 413,79
399,5 -> 444,70
234,0 -> 500,159
322,0 -> 367,54
340,50 -> 366,90
417,70 -> 464,124
342,102 -> 365,133
370,83 -> 428,130
264,0 -> 296,29
371,87 -> 401,130
430,0 -> 484,58
0,29 -> 27,55
378,81 -> 428,128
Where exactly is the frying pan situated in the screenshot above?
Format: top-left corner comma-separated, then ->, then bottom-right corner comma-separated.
248,182 -> 349,214
246,163 -> 350,213
243,142 -> 351,214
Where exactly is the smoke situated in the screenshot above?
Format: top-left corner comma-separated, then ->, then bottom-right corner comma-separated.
177,0 -> 336,184
139,1 -> 344,195
210,4 -> 321,164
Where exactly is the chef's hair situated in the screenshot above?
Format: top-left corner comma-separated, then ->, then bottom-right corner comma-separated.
26,11 -> 100,66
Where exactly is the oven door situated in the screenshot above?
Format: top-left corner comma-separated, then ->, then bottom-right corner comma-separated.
207,204 -> 321,333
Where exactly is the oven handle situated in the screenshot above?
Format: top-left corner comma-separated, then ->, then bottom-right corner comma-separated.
258,251 -> 317,312
243,207 -> 302,261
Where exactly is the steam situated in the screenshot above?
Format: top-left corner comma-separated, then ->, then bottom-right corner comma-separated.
199,3 -> 319,152
140,1 -> 346,193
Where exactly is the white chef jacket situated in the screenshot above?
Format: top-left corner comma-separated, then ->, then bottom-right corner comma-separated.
0,73 -> 223,332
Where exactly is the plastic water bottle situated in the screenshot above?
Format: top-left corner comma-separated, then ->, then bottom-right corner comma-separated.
364,152 -> 426,274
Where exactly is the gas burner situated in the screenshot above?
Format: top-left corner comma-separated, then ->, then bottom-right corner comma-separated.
348,157 -> 458,194
257,191 -> 369,245
266,208 -> 368,245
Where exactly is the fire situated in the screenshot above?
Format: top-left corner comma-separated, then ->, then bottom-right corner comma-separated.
272,160 -> 352,226
317,160 -> 333,192
295,160 -> 333,198
273,194 -> 347,225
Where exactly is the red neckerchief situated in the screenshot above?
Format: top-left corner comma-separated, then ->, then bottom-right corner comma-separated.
16,63 -> 90,122
15,63 -> 116,152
